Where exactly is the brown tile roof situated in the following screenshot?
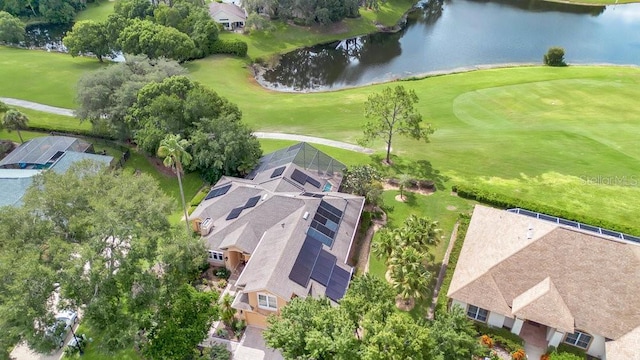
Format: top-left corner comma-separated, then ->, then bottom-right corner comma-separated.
448,205 -> 640,340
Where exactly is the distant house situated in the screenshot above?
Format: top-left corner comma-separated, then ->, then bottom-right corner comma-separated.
190,143 -> 365,328
208,2 -> 247,30
0,136 -> 113,207
447,205 -> 640,360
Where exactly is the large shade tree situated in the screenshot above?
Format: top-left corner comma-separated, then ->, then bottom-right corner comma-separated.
0,11 -> 25,44
360,85 -> 434,164
0,162 -> 214,358
158,134 -> 192,234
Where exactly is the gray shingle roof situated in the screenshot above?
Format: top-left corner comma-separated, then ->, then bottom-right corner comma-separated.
0,169 -> 41,207
208,2 -> 247,20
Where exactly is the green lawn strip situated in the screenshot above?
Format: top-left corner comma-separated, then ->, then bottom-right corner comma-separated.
360,0 -> 416,27
0,47 -> 105,108
75,0 -> 118,22
62,324 -> 140,360
13,107 -> 91,134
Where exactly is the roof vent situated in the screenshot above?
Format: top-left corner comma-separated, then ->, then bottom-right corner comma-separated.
200,218 -> 214,236
262,194 -> 268,201
303,211 -> 309,220
526,223 -> 534,239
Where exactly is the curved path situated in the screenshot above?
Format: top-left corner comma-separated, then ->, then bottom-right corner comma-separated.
0,97 -> 374,154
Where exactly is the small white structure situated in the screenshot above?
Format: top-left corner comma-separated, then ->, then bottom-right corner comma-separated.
208,2 -> 247,30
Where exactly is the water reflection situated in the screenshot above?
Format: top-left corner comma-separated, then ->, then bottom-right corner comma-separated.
259,0 -> 639,91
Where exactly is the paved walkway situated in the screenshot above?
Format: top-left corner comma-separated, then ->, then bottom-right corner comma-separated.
0,97 -> 374,154
427,221 -> 460,320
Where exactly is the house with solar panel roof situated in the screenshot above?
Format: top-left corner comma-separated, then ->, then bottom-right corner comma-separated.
190,143 -> 365,328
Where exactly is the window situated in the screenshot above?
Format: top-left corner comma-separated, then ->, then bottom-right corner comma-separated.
564,330 -> 592,349
257,293 -> 277,310
466,304 -> 488,322
208,250 -> 224,262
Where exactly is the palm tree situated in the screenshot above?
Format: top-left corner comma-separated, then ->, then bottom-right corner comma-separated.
372,228 -> 402,264
402,215 -> 442,251
157,134 -> 192,234
2,109 -> 29,143
388,246 -> 431,305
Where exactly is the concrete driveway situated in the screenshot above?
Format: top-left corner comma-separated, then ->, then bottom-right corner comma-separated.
203,325 -> 283,360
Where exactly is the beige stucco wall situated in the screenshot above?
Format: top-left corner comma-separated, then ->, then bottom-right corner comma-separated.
243,290 -> 288,329
586,333 -> 606,359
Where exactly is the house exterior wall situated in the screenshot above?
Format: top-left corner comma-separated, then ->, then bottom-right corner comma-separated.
243,290 -> 287,329
586,333 -> 606,359
488,312 -> 505,328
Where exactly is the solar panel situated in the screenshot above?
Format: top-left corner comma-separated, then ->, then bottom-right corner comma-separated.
308,227 -> 333,247
310,250 -> 336,286
244,196 -> 261,209
270,166 -> 285,178
623,234 -> 640,244
226,207 -> 243,220
558,218 -> 579,227
601,229 -> 622,238
289,236 -> 323,287
580,224 -> 600,233
291,169 -> 308,185
326,266 -> 351,301
205,184 -> 231,200
302,192 -> 324,198
307,176 -> 321,188
319,201 -> 343,218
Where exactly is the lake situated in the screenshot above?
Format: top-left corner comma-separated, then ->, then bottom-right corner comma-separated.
259,0 -> 640,91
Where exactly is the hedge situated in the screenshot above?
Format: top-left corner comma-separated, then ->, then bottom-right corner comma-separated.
451,184 -> 639,236
556,344 -> 587,359
190,187 -> 210,207
474,322 -> 524,353
212,39 -> 248,57
435,213 -> 470,313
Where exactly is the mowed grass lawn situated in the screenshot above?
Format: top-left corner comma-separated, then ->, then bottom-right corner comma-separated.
2,47 -> 640,231
75,0 -> 118,22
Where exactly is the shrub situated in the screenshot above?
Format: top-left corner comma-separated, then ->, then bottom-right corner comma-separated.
451,184 -> 639,235
212,39 -> 248,57
215,328 -> 229,338
556,344 -> 586,359
217,279 -> 228,288
417,179 -> 435,191
215,267 -> 231,280
190,188 -> 209,206
512,348 -> 526,360
474,322 -> 524,353
207,343 -> 231,360
481,334 -> 494,348
544,47 -> 567,67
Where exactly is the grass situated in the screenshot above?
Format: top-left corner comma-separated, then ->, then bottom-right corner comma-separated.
13,107 -> 91,133
3,49 -> 640,232
368,190 -> 474,318
62,324 -> 140,360
75,0 -> 118,22
218,0 -> 413,59
0,47 -> 105,108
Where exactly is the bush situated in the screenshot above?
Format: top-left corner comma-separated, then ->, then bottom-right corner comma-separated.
190,188 -> 209,206
451,184 -> 639,236
215,328 -> 229,338
480,334 -> 494,348
556,344 -> 586,359
474,323 -> 524,353
544,47 -> 567,67
212,39 -> 248,57
512,348 -> 526,360
215,267 -> 231,280
217,279 -> 227,288
207,343 -> 231,360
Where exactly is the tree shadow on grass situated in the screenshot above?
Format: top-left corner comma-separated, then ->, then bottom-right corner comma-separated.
371,154 -> 450,190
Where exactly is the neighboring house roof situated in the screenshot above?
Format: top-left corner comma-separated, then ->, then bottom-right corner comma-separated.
208,2 -> 247,20
448,205 -> 640,343
50,151 -> 113,174
191,142 -> 363,304
0,136 -> 91,169
0,169 -> 42,207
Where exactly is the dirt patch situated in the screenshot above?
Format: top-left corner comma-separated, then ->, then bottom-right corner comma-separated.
446,205 -> 457,211
395,194 -> 407,202
144,153 -> 176,177
383,183 -> 435,196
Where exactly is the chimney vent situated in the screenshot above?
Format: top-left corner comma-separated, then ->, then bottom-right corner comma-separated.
303,211 -> 309,220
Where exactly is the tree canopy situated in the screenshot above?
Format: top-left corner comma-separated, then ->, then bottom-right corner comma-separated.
0,162 -> 217,358
0,0 -> 83,23
1,108 -> 28,143
360,85 -> 434,164
0,11 -> 25,44
341,164 -> 384,206
118,19 -> 196,62
63,20 -> 112,62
